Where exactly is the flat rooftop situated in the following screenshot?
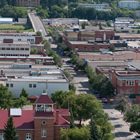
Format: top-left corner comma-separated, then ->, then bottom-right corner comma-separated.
115,33 -> 140,38
69,41 -> 109,45
77,51 -> 134,56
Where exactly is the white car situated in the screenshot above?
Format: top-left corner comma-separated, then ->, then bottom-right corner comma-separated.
134,135 -> 140,140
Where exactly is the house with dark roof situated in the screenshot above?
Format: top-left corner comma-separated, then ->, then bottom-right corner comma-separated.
0,93 -> 70,140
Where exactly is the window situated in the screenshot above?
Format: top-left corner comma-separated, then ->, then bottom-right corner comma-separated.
25,48 -> 29,50
42,129 -> 46,137
29,84 -> 32,88
2,48 -> 5,50
84,47 -> 87,51
11,48 -> 15,50
33,84 -> 36,88
18,39 -> 21,41
42,121 -> 46,125
126,88 -> 134,94
0,133 -> 4,140
10,84 -> 13,87
20,48 -> 24,50
6,84 -> 9,87
126,81 -> 135,86
26,133 -> 31,140
75,48 -> 78,51
120,80 -> 122,86
6,48 -> 10,50
27,39 -> 30,42
16,48 -> 19,50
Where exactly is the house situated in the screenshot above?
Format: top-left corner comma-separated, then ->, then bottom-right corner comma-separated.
0,92 -> 70,140
0,18 -> 13,25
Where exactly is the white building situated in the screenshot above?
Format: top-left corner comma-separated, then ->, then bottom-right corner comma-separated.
5,77 -> 69,98
78,3 -> 110,11
0,18 -> 13,24
136,10 -> 140,18
0,39 -> 30,57
0,63 -> 69,98
0,33 -> 42,44
118,0 -> 140,9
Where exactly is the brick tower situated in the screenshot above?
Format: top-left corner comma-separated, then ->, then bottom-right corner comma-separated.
34,93 -> 54,140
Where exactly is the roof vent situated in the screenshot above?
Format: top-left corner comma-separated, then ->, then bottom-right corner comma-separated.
10,108 -> 22,116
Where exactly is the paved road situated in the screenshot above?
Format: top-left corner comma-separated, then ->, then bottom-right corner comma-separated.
51,44 -> 136,140
28,12 -> 47,38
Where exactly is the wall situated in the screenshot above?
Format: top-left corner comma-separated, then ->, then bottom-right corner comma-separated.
34,118 -> 54,140
6,81 -> 69,98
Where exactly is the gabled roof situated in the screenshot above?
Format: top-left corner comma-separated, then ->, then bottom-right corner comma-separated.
0,110 -> 34,130
53,110 -> 70,126
56,109 -> 70,116
36,93 -> 53,104
29,95 -> 39,99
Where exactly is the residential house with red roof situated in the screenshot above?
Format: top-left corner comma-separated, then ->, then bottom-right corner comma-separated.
0,93 -> 70,140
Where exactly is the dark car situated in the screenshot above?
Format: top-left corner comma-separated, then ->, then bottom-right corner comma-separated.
66,60 -> 71,63
94,90 -> 99,94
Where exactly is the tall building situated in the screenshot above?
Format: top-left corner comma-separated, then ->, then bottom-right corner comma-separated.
16,0 -> 40,7
0,93 -> 70,140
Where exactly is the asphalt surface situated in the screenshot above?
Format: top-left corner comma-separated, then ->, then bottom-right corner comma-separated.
28,12 -> 47,38
51,44 -> 136,140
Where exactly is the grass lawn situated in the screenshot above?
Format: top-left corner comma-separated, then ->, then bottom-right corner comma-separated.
0,25 -> 25,30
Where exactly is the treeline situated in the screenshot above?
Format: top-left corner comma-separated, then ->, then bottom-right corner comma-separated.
0,5 -> 27,21
37,6 -> 136,20
0,0 -> 16,8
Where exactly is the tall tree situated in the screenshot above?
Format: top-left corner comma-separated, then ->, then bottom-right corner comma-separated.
90,116 -> 102,140
4,116 -> 18,140
20,88 -> 29,99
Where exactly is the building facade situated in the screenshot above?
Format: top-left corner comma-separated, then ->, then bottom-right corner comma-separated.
0,33 -> 42,44
118,0 -> 140,9
95,30 -> 115,41
0,39 -> 30,57
0,93 -> 70,140
16,0 -> 40,7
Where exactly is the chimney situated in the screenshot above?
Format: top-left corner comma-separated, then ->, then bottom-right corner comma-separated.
33,104 -> 35,110
1,70 -> 3,76
56,110 -> 59,125
54,103 -> 57,110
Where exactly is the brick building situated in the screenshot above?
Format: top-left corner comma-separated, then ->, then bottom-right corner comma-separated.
95,30 -> 115,41
109,69 -> 140,104
0,93 -> 70,140
65,40 -> 111,52
16,0 -> 40,7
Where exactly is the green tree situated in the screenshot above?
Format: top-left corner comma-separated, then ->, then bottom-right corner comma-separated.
14,96 -> 27,108
115,97 -> 127,114
109,46 -> 115,52
90,116 -> 102,140
124,104 -> 140,123
81,22 -> 88,29
130,119 -> 140,134
20,88 -> 29,99
96,118 -> 115,139
69,109 -> 75,128
0,84 -> 14,109
4,116 -> 18,140
51,90 -> 74,108
36,31 -> 42,36
85,66 -> 93,78
106,20 -> 111,27
62,94 -> 103,125
59,126 -> 90,140
101,81 -> 115,97
69,83 -> 76,92
63,69 -> 73,82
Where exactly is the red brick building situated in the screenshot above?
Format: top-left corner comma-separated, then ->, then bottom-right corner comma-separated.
109,70 -> 140,104
65,40 -> 111,52
95,30 -> 115,41
0,93 -> 70,140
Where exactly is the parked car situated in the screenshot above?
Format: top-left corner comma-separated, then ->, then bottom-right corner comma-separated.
102,98 -> 108,103
66,60 -> 71,63
134,135 -> 140,140
94,90 -> 99,94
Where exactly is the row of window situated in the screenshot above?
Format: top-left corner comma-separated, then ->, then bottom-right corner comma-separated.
0,54 -> 29,56
0,130 -> 46,140
6,84 -> 37,88
0,48 -> 29,51
18,39 -> 34,42
118,80 -> 140,86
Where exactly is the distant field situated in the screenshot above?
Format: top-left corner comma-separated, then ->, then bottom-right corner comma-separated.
0,25 -> 25,30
